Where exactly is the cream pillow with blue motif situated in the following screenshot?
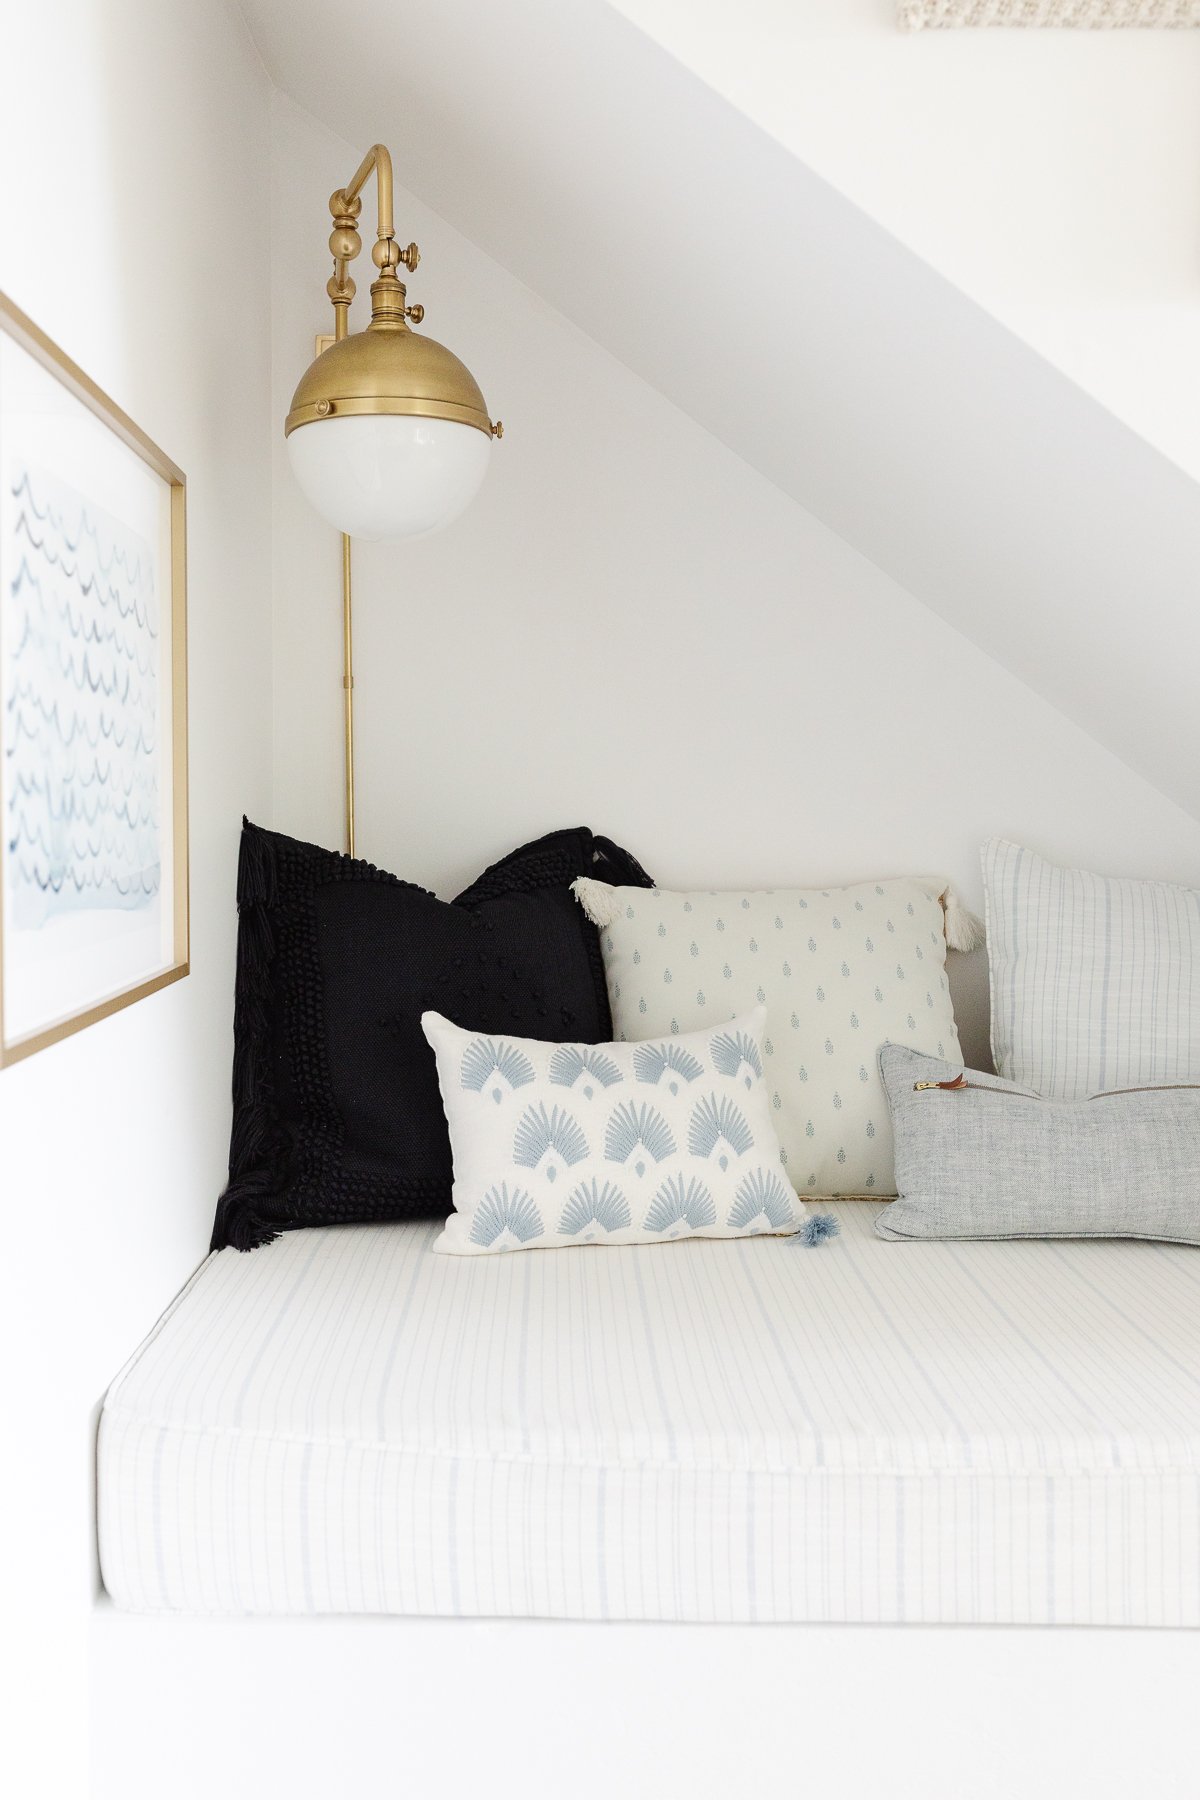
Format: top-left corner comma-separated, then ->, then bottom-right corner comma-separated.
572,876 -> 981,1198
423,1007 -> 831,1255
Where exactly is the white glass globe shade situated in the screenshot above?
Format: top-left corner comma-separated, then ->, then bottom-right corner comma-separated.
287,413 -> 492,540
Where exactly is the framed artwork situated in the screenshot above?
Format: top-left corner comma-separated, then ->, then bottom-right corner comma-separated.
0,291 -> 188,1067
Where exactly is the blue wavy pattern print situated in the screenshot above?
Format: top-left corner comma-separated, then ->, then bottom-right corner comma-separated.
5,465 -> 160,923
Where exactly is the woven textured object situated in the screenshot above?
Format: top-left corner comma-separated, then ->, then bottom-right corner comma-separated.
878,1043 -> 1200,1246
210,819 -> 653,1250
899,1 -> 1200,26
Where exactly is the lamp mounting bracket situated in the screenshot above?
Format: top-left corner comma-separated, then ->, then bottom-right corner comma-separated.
323,144 -> 420,343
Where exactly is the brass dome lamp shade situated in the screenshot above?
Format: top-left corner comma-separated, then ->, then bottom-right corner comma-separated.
285,144 -> 501,852
285,142 -> 501,540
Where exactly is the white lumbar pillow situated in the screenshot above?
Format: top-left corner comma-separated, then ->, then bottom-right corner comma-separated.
423,1006 -> 825,1255
572,877 -> 980,1197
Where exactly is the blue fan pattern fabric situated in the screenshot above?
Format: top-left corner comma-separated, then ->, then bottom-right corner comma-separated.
643,1176 -> 716,1235
710,1029 -> 764,1085
604,1101 -> 676,1167
548,1045 -> 623,1091
688,1094 -> 755,1162
558,1179 -> 631,1239
513,1103 -> 590,1175
632,1041 -> 704,1088
728,1169 -> 795,1232
424,1005 -> 815,1256
469,1184 -> 544,1248
461,1038 -> 536,1096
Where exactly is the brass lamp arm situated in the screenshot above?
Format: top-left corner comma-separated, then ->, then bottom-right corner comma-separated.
291,140 -> 498,861
341,141 -> 395,237
325,144 -> 420,343
321,140 -> 418,860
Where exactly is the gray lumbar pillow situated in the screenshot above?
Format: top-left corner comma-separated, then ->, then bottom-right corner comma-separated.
877,1043 -> 1200,1246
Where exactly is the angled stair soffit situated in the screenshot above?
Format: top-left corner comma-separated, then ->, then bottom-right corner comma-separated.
244,0 -> 1200,823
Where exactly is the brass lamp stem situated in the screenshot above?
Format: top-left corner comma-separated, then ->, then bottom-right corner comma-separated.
341,532 -> 355,857
325,144 -> 420,344
322,144 -> 418,856
342,142 -> 394,238
292,140 -> 501,859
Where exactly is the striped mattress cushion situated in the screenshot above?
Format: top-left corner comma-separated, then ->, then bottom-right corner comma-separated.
98,1204 -> 1200,1625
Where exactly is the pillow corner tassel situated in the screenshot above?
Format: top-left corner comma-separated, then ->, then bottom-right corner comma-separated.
571,875 -> 622,929
940,883 -> 986,955
796,1212 -> 840,1248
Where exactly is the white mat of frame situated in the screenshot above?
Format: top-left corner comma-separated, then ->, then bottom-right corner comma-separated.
899,2 -> 1200,27
98,1200 -> 1200,1625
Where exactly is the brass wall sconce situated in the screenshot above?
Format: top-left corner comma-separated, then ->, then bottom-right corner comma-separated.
285,143 -> 501,854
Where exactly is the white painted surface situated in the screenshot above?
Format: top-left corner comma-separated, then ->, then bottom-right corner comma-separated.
270,95 -> 1200,1076
0,12 -> 1193,1795
612,0 -> 1200,479
245,0 -> 1200,824
90,1605 -> 1200,1800
0,5 -> 273,1795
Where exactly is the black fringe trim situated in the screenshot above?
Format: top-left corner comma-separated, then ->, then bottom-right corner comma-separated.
592,833 -> 654,891
210,820 -> 288,1251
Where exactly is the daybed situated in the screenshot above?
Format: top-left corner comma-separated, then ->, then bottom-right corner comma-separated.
98,1200 -> 1200,1628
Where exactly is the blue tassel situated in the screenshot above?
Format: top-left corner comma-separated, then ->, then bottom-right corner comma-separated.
796,1212 -> 840,1247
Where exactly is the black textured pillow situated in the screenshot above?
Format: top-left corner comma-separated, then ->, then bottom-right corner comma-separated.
211,822 -> 653,1250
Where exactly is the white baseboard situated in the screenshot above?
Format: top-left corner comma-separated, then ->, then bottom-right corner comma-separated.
89,1599 -> 1197,1800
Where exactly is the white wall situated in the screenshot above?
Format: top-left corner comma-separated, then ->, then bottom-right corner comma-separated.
249,0 -> 1200,825
271,93 -> 1200,1080
611,0 -> 1200,482
0,4 -> 273,1792
0,27 -> 1192,1791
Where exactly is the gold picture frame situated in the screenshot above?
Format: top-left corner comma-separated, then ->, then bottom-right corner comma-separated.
0,291 -> 188,1067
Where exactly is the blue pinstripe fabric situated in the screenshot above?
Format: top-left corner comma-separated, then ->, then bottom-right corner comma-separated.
99,1205 -> 1200,1624
984,838 -> 1200,1098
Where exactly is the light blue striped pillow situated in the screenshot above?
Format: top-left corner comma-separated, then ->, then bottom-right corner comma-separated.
983,838 -> 1200,1098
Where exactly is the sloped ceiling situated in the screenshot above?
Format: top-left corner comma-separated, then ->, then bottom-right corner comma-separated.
241,0 -> 1200,820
